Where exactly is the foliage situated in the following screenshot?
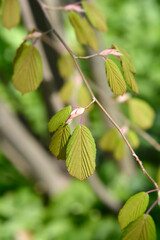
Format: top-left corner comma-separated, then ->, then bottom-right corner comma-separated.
0,0 -> 160,239
0,156 -> 121,240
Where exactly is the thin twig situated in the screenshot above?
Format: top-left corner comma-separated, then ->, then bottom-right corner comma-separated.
95,100 -> 159,189
75,53 -> 101,60
146,189 -> 159,194
145,198 -> 160,215
85,98 -> 96,109
37,0 -> 159,190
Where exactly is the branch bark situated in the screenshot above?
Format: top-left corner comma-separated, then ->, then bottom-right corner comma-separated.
0,101 -> 69,195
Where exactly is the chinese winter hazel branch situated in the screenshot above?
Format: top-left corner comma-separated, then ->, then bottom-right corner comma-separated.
37,0 -> 159,189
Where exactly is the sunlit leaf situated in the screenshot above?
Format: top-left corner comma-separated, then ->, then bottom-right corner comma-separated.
78,84 -> 92,110
2,0 -> 20,29
48,105 -> 72,132
113,44 -> 136,73
66,125 -> 96,181
118,192 -> 149,230
105,59 -> 126,95
82,1 -> 107,31
59,80 -> 75,104
113,138 -> 126,160
122,214 -> 156,240
57,54 -> 75,79
49,124 -> 71,160
121,61 -> 138,94
127,130 -> 140,148
128,98 -> 155,129
13,44 -> 43,94
68,11 -> 98,51
98,128 -> 118,152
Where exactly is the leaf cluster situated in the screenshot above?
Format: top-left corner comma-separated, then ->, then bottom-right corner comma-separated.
118,192 -> 156,240
105,45 -> 138,96
48,106 -> 96,181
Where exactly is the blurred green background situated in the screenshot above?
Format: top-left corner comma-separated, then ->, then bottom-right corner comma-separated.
0,0 -> 160,239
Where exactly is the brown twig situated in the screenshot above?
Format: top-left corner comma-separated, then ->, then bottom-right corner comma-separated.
145,198 -> 160,215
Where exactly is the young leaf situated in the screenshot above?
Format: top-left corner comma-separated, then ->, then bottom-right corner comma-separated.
122,214 -> 156,240
118,192 -> 149,230
113,138 -> 126,160
64,4 -> 83,13
100,49 -> 122,57
68,11 -> 98,51
82,1 -> 107,31
66,125 -> 96,181
48,105 -> 72,132
128,98 -> 155,129
59,80 -> 74,104
105,59 -> 126,95
2,0 -> 20,29
113,44 -> 136,73
121,61 -> 138,94
78,84 -> 92,110
57,54 -> 75,79
13,44 -> 43,94
66,107 -> 85,123
49,124 -> 71,160
127,130 -> 140,149
98,128 -> 118,152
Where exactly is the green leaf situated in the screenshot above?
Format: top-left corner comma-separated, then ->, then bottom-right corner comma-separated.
48,105 -> 72,132
12,44 -> 43,94
113,138 -> 126,160
59,80 -> 74,104
105,59 -> 126,95
66,125 -> 96,181
57,54 -> 75,79
121,61 -> 138,94
122,214 -> 156,240
68,11 -> 98,51
82,1 -> 107,31
128,98 -> 155,129
113,45 -> 136,73
2,0 -> 20,29
78,84 -> 92,110
118,192 -> 149,230
98,128 -> 118,152
49,124 -> 71,160
12,42 -> 26,70
127,130 -> 140,148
